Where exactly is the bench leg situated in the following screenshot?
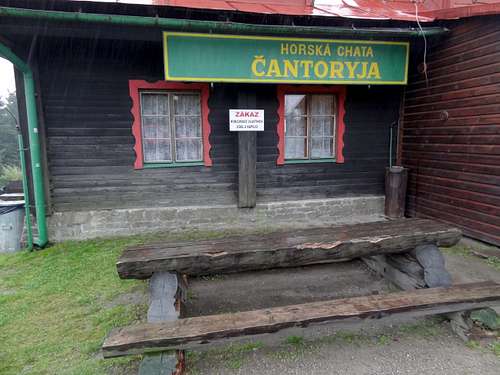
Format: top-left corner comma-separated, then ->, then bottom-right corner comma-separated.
138,272 -> 187,375
363,244 -> 473,341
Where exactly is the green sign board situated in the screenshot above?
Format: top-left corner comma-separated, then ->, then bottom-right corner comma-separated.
163,32 -> 409,85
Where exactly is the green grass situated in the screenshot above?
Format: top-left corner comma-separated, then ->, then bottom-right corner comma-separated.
0,227 -> 277,375
0,164 -> 21,187
0,237 -> 152,375
486,256 -> 500,272
285,335 -> 305,347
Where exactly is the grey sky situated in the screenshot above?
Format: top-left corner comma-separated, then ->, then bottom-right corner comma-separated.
0,57 -> 15,100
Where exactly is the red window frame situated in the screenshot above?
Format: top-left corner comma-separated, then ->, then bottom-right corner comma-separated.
276,85 -> 346,165
129,80 -> 212,169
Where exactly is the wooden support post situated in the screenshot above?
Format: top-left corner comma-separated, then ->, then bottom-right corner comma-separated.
237,92 -> 257,208
138,272 -> 186,375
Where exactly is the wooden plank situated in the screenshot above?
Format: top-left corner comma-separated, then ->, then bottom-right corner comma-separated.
117,219 -> 462,279
238,132 -> 257,208
237,92 -> 257,208
102,282 -> 500,357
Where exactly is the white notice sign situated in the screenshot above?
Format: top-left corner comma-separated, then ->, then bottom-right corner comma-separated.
229,109 -> 264,131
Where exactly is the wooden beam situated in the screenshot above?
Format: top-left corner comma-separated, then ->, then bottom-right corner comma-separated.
237,91 -> 257,208
117,218 -> 461,278
102,282 -> 500,357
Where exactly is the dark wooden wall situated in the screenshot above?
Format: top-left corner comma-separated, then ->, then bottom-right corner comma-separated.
35,37 -> 400,212
37,38 -> 238,211
401,16 -> 500,246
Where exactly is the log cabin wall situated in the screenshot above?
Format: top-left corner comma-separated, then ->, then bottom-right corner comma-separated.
36,38 -> 239,212
35,37 -> 402,213
401,15 -> 500,246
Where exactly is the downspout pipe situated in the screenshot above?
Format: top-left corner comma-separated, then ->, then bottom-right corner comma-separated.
0,43 -> 48,248
0,6 -> 448,38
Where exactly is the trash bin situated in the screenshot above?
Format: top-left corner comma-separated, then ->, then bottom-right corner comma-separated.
0,201 -> 25,253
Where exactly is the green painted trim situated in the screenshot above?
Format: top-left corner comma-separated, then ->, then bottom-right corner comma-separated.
143,161 -> 205,169
285,158 -> 337,164
0,6 -> 448,38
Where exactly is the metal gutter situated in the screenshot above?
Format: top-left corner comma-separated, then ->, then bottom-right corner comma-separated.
0,43 -> 48,248
0,6 -> 448,37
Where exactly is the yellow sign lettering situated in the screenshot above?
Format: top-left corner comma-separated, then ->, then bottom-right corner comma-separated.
367,62 -> 381,79
266,59 -> 282,77
283,59 -> 299,78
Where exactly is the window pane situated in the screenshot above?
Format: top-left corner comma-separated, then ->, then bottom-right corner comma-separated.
141,94 -> 156,115
174,94 -> 200,115
324,138 -> 335,157
157,116 -> 171,139
142,116 -> 157,139
285,137 -> 307,159
141,94 -> 169,116
175,116 -> 201,138
143,139 -> 157,162
158,96 -> 169,115
176,139 -> 202,161
310,95 -> 335,115
311,137 -> 334,158
285,116 -> 307,136
285,95 -> 306,117
311,116 -> 335,137
157,139 -> 172,161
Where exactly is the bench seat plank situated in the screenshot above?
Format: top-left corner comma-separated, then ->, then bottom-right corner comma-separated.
117,219 -> 461,279
102,282 -> 500,357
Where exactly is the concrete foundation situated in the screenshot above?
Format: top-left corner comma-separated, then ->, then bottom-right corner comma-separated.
48,195 -> 385,241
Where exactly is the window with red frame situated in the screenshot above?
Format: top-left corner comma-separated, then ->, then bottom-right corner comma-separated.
129,81 -> 212,169
277,86 -> 345,165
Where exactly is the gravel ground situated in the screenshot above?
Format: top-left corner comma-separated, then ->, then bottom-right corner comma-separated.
187,325 -> 499,375
183,245 -> 500,375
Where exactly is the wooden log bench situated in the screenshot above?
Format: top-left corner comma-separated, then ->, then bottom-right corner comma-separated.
103,282 -> 500,357
102,218 -> 500,371
117,218 -> 461,279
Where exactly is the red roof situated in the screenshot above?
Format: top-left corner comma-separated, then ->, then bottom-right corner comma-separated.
64,0 -> 500,22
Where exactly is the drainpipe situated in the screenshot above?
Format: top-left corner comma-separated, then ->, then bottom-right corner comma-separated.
0,6 -> 448,38
0,43 -> 48,248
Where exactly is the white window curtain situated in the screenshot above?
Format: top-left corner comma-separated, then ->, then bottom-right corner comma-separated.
284,94 -> 336,160
140,92 -> 202,163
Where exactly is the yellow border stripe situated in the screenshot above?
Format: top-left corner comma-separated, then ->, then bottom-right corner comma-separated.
163,32 -> 409,85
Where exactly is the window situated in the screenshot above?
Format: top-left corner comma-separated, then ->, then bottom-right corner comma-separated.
141,92 -> 202,163
277,86 -> 346,165
285,94 -> 336,160
129,81 -> 212,169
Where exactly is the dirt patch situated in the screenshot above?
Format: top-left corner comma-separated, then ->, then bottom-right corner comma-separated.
184,260 -> 392,317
